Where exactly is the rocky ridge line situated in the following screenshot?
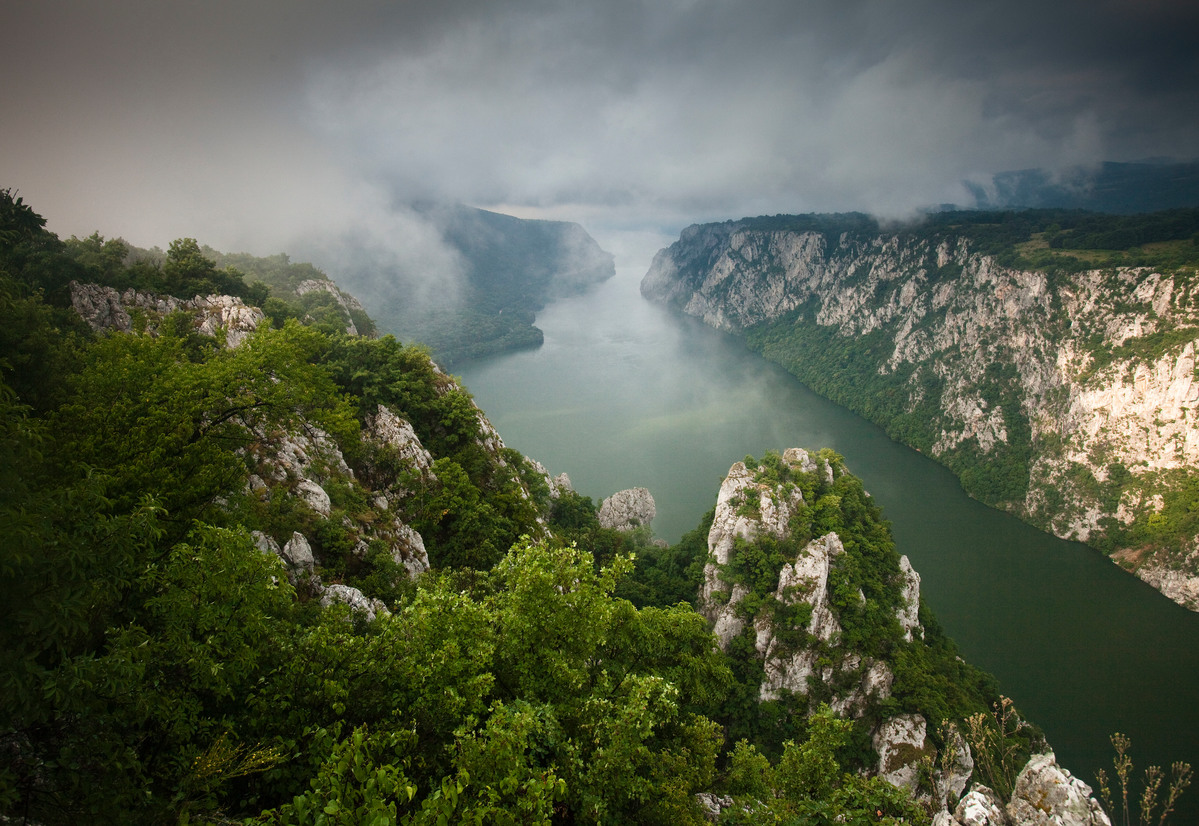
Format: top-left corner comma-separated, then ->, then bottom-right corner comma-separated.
643,223 -> 1199,609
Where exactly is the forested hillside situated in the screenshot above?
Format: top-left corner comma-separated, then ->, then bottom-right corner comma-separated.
643,207 -> 1199,610
333,204 -> 615,366
1,191 -> 1129,824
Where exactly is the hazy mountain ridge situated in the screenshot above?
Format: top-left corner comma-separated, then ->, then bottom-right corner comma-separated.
334,203 -> 615,366
966,161 -> 1199,214
642,209 -> 1199,610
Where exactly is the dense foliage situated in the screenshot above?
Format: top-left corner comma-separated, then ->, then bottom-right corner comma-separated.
204,248 -> 377,338
1,191 -> 1027,824
744,310 -> 1035,508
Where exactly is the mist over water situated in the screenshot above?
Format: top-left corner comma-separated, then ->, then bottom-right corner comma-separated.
457,264 -> 1199,816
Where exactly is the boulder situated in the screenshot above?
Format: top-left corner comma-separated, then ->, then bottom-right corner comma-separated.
319,583 -> 389,622
597,487 -> 656,531
295,478 -> 332,518
1005,753 -> 1110,826
281,532 -> 315,575
873,714 -> 935,793
955,786 -> 1009,826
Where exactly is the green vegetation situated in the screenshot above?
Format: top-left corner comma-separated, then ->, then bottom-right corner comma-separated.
342,204 -> 614,366
726,207 -> 1199,274
0,191 -> 1055,823
1096,734 -> 1192,826
205,247 -> 376,337
746,311 -> 1033,509
666,207 -> 1199,570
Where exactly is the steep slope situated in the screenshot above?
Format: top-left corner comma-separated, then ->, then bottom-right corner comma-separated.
642,210 -> 1199,609
203,247 -> 374,337
693,448 -> 1109,825
338,203 -> 615,365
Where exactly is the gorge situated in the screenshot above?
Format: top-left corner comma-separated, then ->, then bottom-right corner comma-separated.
640,209 -> 1199,610
6,189 -> 1198,823
457,257 -> 1199,823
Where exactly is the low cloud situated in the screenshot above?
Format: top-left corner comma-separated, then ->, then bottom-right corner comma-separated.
2,0 -> 1197,265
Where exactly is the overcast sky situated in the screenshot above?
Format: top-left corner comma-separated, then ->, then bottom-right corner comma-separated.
3,0 -> 1197,266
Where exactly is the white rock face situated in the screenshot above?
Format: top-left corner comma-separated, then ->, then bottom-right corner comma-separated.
392,521 -> 430,576
955,787 -> 1009,826
944,754 -> 1111,826
644,226 -> 1199,608
597,487 -> 656,531
249,426 -> 347,522
281,532 -> 315,575
758,532 -> 846,701
190,294 -> 267,347
700,460 -> 800,645
319,583 -> 389,622
364,404 -> 435,477
1135,547 -> 1199,610
1005,753 -> 1111,826
252,530 -> 281,557
700,451 -> 897,715
897,555 -> 923,641
295,478 -> 332,518
874,714 -> 934,793
69,282 -> 266,347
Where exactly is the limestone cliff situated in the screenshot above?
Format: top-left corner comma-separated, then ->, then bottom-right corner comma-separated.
644,214 -> 1199,609
68,281 -> 558,608
70,281 -> 267,346
697,448 -> 1108,825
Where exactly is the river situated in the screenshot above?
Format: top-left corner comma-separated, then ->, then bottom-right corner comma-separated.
455,259 -> 1199,817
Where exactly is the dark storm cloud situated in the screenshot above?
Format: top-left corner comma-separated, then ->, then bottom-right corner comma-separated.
2,0 -> 1196,252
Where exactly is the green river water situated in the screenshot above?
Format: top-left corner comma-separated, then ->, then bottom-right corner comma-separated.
455,264 -> 1199,817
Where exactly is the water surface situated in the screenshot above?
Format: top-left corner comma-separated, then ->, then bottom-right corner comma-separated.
456,265 -> 1199,815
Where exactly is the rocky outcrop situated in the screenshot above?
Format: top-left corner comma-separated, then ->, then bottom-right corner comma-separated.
948,754 -> 1111,826
597,487 -> 656,531
281,532 -> 315,577
758,532 -> 899,714
699,449 -> 919,717
295,278 -> 366,336
70,281 -> 266,346
691,447 -> 1108,825
1005,754 -> 1110,826
955,787 -> 1010,826
874,714 -> 937,793
643,220 -> 1199,608
364,404 -> 436,482
319,583 -> 389,622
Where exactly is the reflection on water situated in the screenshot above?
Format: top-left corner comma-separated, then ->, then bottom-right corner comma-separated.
456,266 -> 1199,818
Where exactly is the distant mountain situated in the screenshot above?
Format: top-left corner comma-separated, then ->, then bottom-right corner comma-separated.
965,160 -> 1199,214
338,204 -> 615,366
